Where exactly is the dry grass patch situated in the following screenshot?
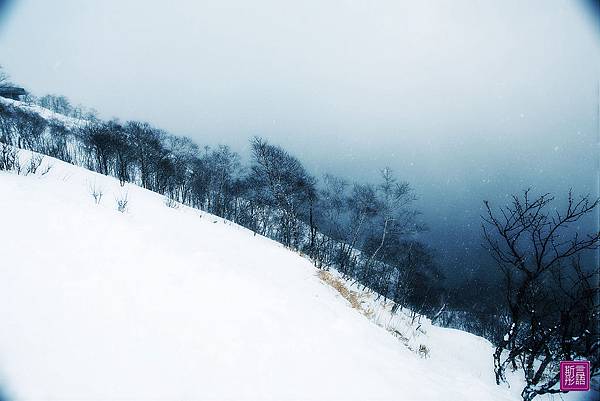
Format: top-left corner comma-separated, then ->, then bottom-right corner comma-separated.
317,271 -> 432,359
317,270 -> 363,311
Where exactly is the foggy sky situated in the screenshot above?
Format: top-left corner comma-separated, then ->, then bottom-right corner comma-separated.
1,0 -> 598,276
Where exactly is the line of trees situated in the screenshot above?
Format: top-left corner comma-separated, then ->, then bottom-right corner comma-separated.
0,98 -> 444,317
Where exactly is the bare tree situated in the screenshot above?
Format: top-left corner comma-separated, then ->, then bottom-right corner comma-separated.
123,121 -> 166,190
164,194 -> 179,208
0,143 -> 19,171
248,137 -> 315,249
194,144 -> 242,218
311,174 -> 349,268
361,167 -> 417,287
482,189 -> 600,401
340,183 -> 379,276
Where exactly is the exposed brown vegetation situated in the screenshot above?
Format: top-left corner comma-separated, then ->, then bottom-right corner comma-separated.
318,270 -> 363,311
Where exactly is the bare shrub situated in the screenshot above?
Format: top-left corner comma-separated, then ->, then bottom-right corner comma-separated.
418,344 -> 430,358
392,329 -> 409,343
116,191 -> 128,213
24,154 -> 43,175
88,181 -> 103,205
40,163 -> 53,176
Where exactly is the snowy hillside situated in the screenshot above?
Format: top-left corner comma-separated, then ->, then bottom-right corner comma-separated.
0,151 -> 586,401
0,97 -> 86,129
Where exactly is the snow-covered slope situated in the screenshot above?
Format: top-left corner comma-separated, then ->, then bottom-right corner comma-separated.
0,152 -> 583,401
0,97 -> 86,129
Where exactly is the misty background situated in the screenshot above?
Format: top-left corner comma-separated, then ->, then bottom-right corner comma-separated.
0,0 -> 598,279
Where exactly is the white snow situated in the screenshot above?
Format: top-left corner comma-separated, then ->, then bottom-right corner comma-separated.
0,151 -> 588,400
0,97 -> 86,129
